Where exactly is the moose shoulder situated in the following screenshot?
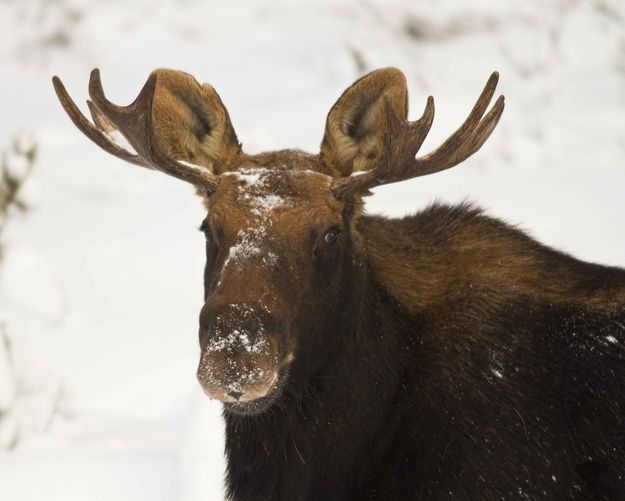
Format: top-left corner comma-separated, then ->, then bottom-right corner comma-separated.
53,68 -> 625,500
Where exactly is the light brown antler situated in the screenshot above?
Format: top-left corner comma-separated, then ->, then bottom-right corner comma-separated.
331,72 -> 504,198
52,69 -> 221,192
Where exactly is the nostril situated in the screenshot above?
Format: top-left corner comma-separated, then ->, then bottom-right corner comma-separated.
199,315 -> 215,333
198,327 -> 213,351
227,390 -> 244,401
199,302 -> 218,330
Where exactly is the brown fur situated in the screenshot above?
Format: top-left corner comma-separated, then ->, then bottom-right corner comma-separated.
360,205 -> 625,314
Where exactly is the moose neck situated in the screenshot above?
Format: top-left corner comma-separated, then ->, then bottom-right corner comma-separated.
222,234 -> 415,500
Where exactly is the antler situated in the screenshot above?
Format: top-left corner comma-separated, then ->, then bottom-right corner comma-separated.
331,72 -> 504,198
52,69 -> 220,192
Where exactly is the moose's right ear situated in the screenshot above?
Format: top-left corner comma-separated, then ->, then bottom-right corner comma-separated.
320,68 -> 408,177
145,69 -> 241,174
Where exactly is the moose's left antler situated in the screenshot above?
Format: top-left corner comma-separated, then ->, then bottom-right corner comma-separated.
331,72 -> 504,198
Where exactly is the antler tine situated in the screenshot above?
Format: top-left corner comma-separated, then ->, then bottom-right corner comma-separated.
87,100 -> 120,137
88,68 -> 156,130
52,75 -> 149,168
408,73 -> 504,176
387,94 -> 436,163
88,69 -> 220,191
415,94 -> 504,175
425,71 -> 500,161
332,72 -> 504,198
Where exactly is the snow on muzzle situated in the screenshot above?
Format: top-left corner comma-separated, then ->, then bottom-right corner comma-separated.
197,303 -> 284,403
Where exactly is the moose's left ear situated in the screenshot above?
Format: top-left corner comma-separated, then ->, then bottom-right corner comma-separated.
320,68 -> 408,177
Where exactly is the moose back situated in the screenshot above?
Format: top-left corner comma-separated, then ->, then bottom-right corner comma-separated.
53,68 -> 625,500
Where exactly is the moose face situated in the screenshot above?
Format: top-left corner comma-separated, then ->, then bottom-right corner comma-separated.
53,66 -> 503,414
196,163 -> 348,411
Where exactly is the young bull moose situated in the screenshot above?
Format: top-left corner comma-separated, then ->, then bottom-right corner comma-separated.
52,68 -> 625,500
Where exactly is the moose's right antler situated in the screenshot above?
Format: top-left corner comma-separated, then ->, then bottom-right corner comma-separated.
52,69 -> 237,192
52,73 -> 149,169
331,72 -> 504,198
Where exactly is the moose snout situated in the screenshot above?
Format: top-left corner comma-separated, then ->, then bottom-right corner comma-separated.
196,303 -> 285,403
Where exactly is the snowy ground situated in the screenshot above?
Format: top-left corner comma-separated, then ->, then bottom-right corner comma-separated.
0,0 -> 624,499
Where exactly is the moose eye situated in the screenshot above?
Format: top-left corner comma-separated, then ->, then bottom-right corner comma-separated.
324,228 -> 341,245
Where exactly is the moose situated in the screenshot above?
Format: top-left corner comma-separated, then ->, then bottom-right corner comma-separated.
53,67 -> 624,500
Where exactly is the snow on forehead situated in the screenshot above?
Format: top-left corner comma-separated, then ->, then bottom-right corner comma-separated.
223,167 -> 330,211
217,167 -> 331,283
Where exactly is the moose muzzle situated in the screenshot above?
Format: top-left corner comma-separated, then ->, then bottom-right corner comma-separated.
197,303 -> 283,402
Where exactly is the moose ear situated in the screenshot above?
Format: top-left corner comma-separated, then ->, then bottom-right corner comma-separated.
87,68 -> 241,175
147,69 -> 241,174
320,68 -> 408,176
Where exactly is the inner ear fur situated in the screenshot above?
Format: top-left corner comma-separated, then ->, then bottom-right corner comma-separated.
320,68 -> 408,177
149,69 -> 241,174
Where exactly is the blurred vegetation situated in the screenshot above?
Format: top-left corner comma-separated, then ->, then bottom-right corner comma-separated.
0,136 -> 48,451
0,136 -> 37,244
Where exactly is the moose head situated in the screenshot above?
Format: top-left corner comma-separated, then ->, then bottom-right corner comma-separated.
52,68 -> 503,415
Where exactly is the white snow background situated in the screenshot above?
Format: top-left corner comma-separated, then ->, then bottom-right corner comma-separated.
1,0 -> 624,499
